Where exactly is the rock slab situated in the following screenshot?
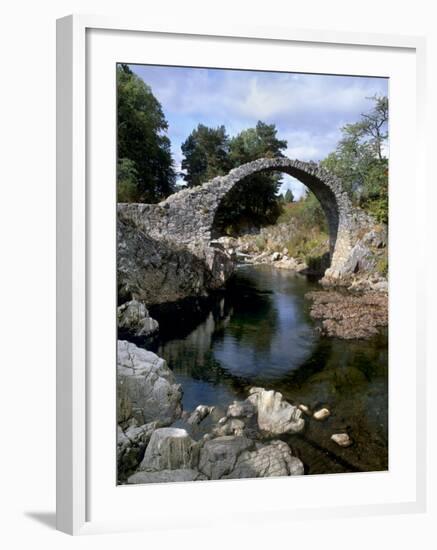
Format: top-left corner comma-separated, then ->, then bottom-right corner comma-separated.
117,340 -> 182,425
139,427 -> 197,471
117,299 -> 159,337
247,387 -> 305,435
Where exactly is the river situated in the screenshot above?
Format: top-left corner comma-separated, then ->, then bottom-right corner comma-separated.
146,264 -> 388,475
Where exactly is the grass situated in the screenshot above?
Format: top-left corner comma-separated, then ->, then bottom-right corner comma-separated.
278,200 -> 329,265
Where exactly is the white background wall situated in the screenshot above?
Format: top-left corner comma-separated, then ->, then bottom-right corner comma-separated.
0,0 -> 435,547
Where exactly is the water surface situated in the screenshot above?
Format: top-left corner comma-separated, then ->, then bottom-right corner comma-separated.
147,265 -> 388,474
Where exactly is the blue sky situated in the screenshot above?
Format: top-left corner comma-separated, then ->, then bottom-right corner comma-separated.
129,64 -> 388,199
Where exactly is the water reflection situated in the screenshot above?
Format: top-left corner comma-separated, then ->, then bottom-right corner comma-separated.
149,266 -> 319,408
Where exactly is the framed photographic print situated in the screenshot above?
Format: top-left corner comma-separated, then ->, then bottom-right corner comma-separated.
56,15 -> 427,535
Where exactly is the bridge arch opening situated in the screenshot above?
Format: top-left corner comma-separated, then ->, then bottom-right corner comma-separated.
210,161 -> 340,263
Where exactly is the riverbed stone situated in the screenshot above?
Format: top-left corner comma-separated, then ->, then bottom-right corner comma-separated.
127,469 -> 207,484
117,421 -> 159,480
198,435 -> 255,479
187,405 -> 214,425
331,433 -> 353,447
117,341 -> 182,425
212,418 -> 246,437
298,404 -> 311,416
313,408 -> 331,421
226,400 -> 256,419
139,427 -> 197,471
223,440 -> 304,479
117,299 -> 159,337
247,387 -> 305,435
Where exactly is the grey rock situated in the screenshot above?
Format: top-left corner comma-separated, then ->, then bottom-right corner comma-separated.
187,405 -> 214,425
340,242 -> 375,275
127,469 -> 207,484
117,421 -> 158,480
117,299 -> 159,337
117,340 -> 182,425
372,280 -> 388,293
212,418 -> 246,437
227,400 -> 256,419
198,436 -> 255,479
223,440 -> 304,479
139,427 -> 197,471
247,387 -> 305,435
117,212 -> 233,305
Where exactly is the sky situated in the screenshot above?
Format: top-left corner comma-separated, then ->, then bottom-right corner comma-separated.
129,64 -> 388,199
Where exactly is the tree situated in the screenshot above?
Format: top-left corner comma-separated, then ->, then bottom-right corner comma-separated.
117,64 -> 175,202
320,95 -> 388,223
181,125 -> 231,187
284,189 -> 294,203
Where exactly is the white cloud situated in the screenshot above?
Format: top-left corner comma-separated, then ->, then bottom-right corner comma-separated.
131,64 -> 388,169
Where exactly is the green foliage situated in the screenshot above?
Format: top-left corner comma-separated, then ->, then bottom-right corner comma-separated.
211,121 -> 287,233
278,192 -> 327,233
181,124 -> 231,187
254,235 -> 267,251
117,158 -> 140,202
376,253 -> 389,277
276,195 -> 330,272
117,64 -> 175,203
320,95 -> 388,224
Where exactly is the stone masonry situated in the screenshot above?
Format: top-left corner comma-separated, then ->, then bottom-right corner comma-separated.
118,158 -> 376,291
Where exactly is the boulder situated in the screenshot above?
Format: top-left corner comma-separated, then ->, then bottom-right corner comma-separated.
247,387 -> 305,435
127,469 -> 207,484
117,213 -> 234,305
223,440 -> 304,479
198,435 -> 255,479
139,427 -> 197,471
117,340 -> 182,425
341,242 -> 375,275
117,299 -> 159,337
117,421 -> 158,480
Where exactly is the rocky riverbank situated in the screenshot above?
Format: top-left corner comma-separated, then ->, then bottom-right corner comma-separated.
305,290 -> 388,339
117,339 -> 371,483
212,232 -> 389,341
117,340 -> 310,483
212,235 -> 311,272
212,221 -> 388,293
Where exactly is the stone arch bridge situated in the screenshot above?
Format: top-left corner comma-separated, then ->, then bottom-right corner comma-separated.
118,158 -> 376,293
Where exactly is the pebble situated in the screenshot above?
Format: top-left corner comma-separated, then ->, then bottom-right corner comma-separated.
313,407 -> 331,421
298,404 -> 311,415
331,433 -> 353,447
